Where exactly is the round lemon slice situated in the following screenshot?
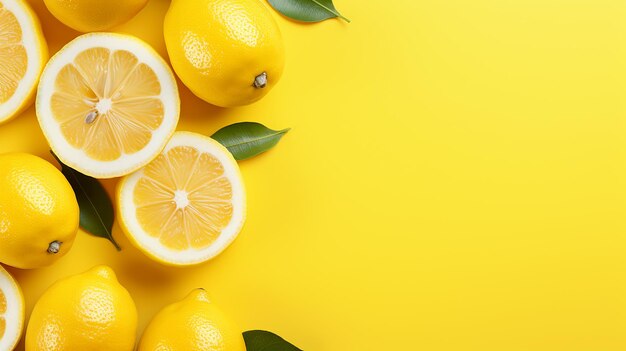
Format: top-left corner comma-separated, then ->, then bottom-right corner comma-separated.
0,0 -> 48,124
0,266 -> 24,351
118,132 -> 246,266
37,32 -> 179,178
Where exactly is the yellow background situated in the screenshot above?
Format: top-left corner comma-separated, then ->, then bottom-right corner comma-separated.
2,0 -> 626,349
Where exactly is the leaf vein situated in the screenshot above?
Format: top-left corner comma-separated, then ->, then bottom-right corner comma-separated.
219,129 -> 290,149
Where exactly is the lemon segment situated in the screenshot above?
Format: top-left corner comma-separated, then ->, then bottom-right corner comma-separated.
0,266 -> 25,351
37,33 -> 179,178
118,132 -> 246,266
0,0 -> 47,124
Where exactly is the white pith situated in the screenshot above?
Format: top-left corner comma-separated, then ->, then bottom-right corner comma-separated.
36,33 -> 180,178
119,132 -> 246,265
0,0 -> 45,123
95,98 -> 112,115
173,190 -> 190,209
0,268 -> 23,350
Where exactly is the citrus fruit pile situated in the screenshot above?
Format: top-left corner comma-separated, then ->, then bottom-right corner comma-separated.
0,0 -> 287,348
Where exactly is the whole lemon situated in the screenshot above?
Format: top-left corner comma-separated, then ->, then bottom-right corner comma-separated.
138,289 -> 246,351
164,0 -> 285,107
25,265 -> 138,351
0,153 -> 78,269
43,0 -> 149,32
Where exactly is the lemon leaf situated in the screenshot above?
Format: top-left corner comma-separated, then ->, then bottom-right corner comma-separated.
243,330 -> 302,351
52,152 -> 121,251
211,122 -> 290,161
267,0 -> 350,23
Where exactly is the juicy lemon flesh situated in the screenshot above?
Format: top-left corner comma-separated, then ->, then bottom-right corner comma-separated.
0,289 -> 5,339
51,47 -> 164,162
0,3 -> 27,104
134,145 -> 234,250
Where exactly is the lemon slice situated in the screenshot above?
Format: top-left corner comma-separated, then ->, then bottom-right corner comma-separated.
36,33 -> 179,178
0,0 -> 47,124
118,132 -> 246,266
0,266 -> 24,351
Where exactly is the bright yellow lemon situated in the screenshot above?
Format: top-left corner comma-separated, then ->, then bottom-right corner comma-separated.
0,153 -> 78,269
43,0 -> 149,32
164,0 -> 285,107
139,288 -> 246,351
25,265 -> 138,351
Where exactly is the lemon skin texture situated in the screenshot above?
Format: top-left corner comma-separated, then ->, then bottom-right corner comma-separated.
139,289 -> 246,351
25,265 -> 138,351
0,153 -> 78,269
43,0 -> 149,32
164,0 -> 286,107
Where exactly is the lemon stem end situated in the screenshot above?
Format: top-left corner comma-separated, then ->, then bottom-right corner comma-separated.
47,241 -> 61,254
253,72 -> 267,89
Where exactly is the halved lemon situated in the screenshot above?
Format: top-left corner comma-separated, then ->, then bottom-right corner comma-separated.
36,32 -> 179,178
118,131 -> 246,266
0,0 -> 48,124
0,266 -> 24,351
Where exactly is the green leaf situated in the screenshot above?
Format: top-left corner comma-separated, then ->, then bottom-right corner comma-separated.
267,0 -> 350,23
243,330 -> 302,351
52,153 -> 121,251
211,122 -> 290,161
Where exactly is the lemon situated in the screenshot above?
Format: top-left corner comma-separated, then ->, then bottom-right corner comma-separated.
0,0 -> 48,124
0,153 -> 79,269
164,0 -> 285,107
117,131 -> 246,266
43,0 -> 148,32
0,266 -> 24,351
36,32 -> 180,179
139,288 -> 245,351
25,265 -> 138,351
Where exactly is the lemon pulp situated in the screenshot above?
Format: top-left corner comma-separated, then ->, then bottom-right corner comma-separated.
134,145 -> 234,250
51,48 -> 164,162
0,3 -> 27,104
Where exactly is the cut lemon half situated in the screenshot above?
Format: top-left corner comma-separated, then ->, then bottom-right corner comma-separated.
118,132 -> 246,266
0,266 -> 24,351
36,32 -> 179,178
0,0 -> 48,124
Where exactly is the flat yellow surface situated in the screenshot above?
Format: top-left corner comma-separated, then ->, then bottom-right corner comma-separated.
3,0 -> 626,349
